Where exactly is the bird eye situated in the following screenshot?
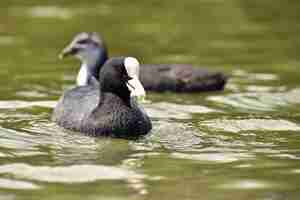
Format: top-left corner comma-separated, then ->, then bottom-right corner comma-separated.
77,39 -> 89,44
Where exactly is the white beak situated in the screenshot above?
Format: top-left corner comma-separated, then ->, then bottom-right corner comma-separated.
126,75 -> 146,98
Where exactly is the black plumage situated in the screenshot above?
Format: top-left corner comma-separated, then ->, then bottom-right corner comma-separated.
140,64 -> 227,92
53,57 -> 152,138
60,32 -> 228,92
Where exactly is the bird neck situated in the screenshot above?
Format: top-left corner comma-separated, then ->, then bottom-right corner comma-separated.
98,84 -> 132,108
98,69 -> 132,108
76,48 -> 108,86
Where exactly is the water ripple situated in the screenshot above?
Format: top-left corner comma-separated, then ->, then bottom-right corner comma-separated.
201,119 -> 300,133
27,6 -> 73,19
0,163 -> 144,183
136,121 -> 204,151
217,180 -> 279,190
0,178 -> 40,190
0,100 -> 56,109
171,152 -> 253,163
144,102 -> 218,119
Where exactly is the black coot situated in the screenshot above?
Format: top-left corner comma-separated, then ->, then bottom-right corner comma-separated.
59,32 -> 227,92
53,57 -> 152,138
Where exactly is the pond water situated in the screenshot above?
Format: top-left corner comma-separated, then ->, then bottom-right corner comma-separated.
0,0 -> 300,199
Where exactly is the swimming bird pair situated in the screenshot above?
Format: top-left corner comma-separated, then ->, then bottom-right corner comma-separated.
53,32 -> 228,138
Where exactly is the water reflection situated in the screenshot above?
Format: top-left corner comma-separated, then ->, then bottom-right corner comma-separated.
0,36 -> 16,46
0,178 -> 40,190
217,180 -> 277,190
0,163 -> 145,183
171,152 -> 253,163
208,88 -> 300,112
0,100 -> 56,109
145,102 -> 218,119
201,119 -> 300,133
138,120 -> 204,151
27,6 -> 73,19
0,163 -> 150,195
208,71 -> 300,112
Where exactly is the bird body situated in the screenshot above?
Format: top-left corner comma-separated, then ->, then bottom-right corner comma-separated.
59,32 -> 228,92
53,57 -> 152,138
140,64 -> 227,92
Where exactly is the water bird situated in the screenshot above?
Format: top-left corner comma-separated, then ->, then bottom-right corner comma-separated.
52,56 -> 152,138
59,32 -> 228,92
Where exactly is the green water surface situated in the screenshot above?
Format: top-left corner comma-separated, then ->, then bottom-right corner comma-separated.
0,0 -> 300,199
